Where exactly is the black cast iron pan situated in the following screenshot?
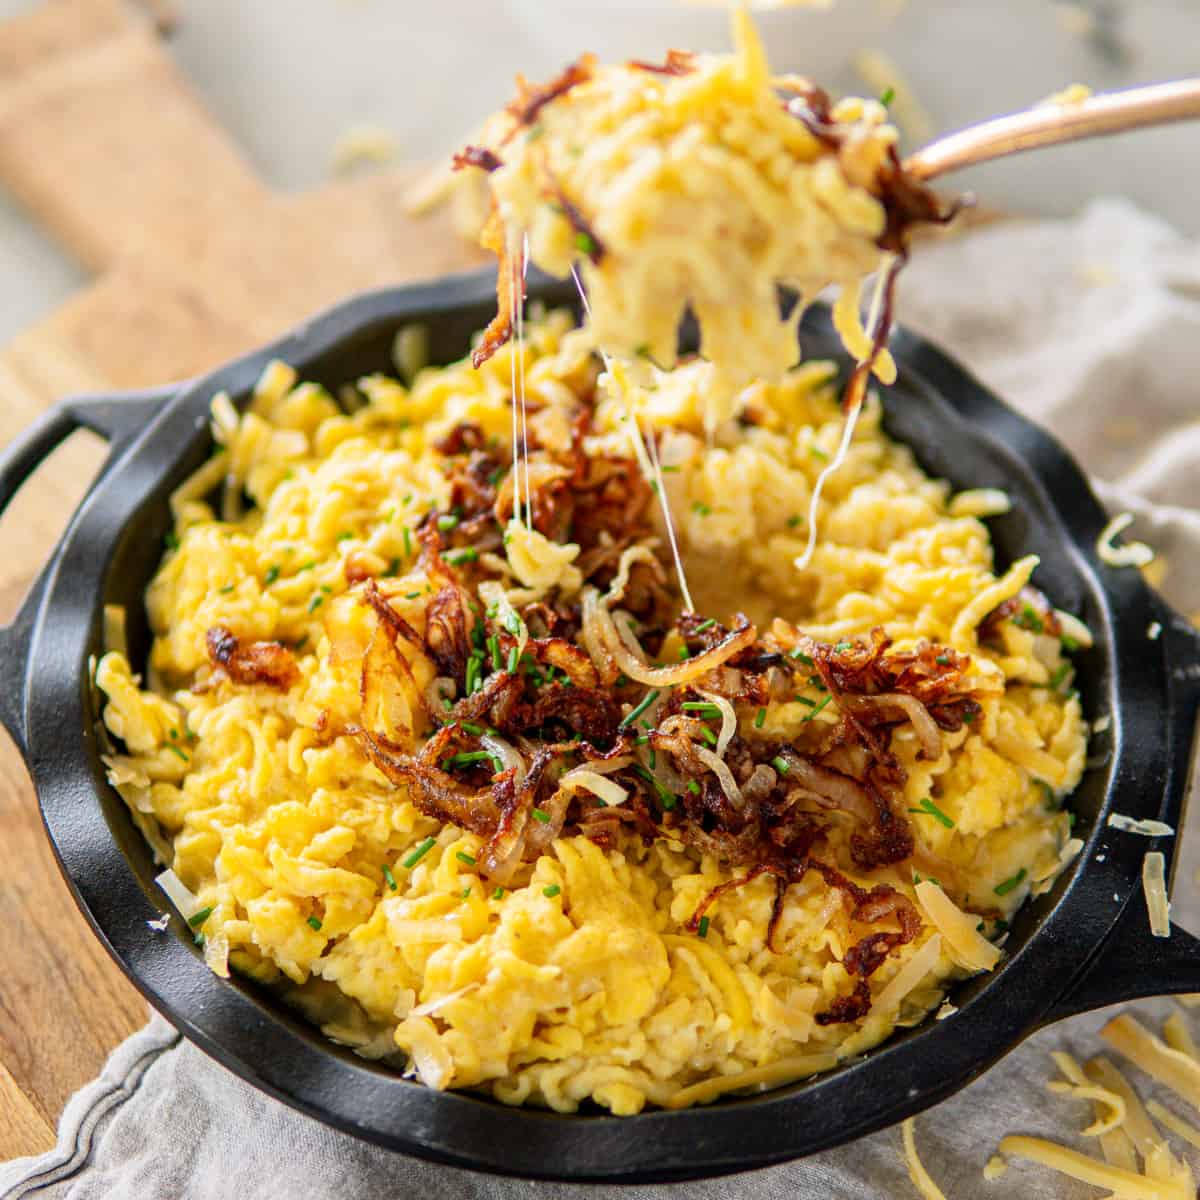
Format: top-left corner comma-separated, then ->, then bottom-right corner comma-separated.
1,269 -> 1199,1183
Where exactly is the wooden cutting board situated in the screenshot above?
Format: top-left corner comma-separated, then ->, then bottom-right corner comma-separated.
0,0 -> 484,1160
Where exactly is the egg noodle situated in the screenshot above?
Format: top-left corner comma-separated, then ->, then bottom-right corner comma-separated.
97,310 -> 1087,1114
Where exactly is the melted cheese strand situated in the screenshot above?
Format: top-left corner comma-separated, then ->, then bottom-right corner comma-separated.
570,265 -> 693,610
795,259 -> 896,571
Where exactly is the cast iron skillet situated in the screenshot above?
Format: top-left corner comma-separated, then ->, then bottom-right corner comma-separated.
1,269 -> 1199,1183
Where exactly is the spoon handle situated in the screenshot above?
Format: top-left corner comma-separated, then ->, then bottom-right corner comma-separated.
904,79 -> 1200,182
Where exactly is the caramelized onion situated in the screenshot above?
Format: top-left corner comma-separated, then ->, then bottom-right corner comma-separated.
698,689 -> 737,757
481,734 -> 526,784
582,587 -> 755,687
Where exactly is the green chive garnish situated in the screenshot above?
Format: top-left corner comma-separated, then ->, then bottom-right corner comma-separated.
187,905 -> 213,928
462,887 -> 472,899
445,547 -> 478,565
264,565 -> 280,585
402,527 -> 413,558
308,594 -> 324,613
383,558 -> 401,577
402,837 -> 437,868
1013,605 -> 1044,633
802,694 -> 833,722
879,85 -> 896,106
493,887 -> 505,900
692,501 -> 712,516
166,744 -> 189,763
908,796 -> 955,829
694,618 -> 716,633
456,850 -> 477,866
687,780 -> 701,795
699,726 -> 717,746
1061,635 -> 1080,653
809,445 -> 828,462
632,764 -> 675,809
532,808 -> 551,824
218,583 -> 235,594
795,696 -> 816,708
754,707 -> 767,729
935,654 -> 951,665
382,864 -> 397,890
575,231 -> 596,256
620,689 -> 660,728
772,755 -> 790,775
697,916 -> 710,938
789,648 -> 813,665
682,701 -> 721,717
164,531 -> 180,552
307,916 -> 323,931
786,514 -> 803,529
994,868 -> 1027,897
506,645 -> 519,673
437,514 -> 459,532
461,721 -> 485,736
543,884 -> 562,898
1048,662 -> 1071,691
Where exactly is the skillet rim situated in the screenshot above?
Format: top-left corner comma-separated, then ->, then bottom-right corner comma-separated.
12,269 -> 1197,1181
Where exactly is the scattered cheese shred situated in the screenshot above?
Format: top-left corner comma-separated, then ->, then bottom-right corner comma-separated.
1108,814 -> 1174,837
1163,1011 -> 1200,1062
982,1154 -> 1007,1181
1101,1014 -> 1200,1110
1177,994 -> 1200,1010
947,487 -> 1012,519
1096,512 -> 1154,568
1147,1100 -> 1200,1151
1142,851 -> 1171,937
1085,1057 -> 1168,1163
1047,1050 -> 1126,1136
997,1134 -> 1189,1200
901,1118 -> 948,1200
914,881 -> 1001,973
155,867 -> 201,921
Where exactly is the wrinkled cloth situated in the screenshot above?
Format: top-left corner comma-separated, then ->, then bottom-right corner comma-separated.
4,198 -> 1199,1200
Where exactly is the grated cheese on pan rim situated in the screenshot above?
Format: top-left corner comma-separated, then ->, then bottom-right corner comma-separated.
1107,813 -> 1175,837
1141,851 -> 1171,938
1096,512 -> 1154,568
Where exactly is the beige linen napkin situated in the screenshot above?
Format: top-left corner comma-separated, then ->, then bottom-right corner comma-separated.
2,197 -> 1198,1199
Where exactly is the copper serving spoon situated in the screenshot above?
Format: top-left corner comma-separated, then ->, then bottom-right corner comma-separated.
904,79 -> 1200,182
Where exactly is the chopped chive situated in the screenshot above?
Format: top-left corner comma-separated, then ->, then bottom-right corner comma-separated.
692,501 -> 712,516
194,933 -> 205,948
697,916 -> 710,938
531,808 -> 551,823
307,916 -> 323,931
336,530 -> 354,542
677,644 -> 690,661
632,763 -> 675,809
187,905 -> 213,928
506,645 -> 519,673
382,864 -> 397,890
405,591 -> 421,600
834,640 -> 853,652
465,655 -> 480,695
1013,605 -> 1044,633
574,231 -> 597,256
298,560 -> 317,572
402,836 -> 437,868
795,695 -> 816,708
808,675 -> 827,691
994,868 -> 1027,897
1060,635 -> 1080,653
908,796 -> 955,829
681,701 -> 721,717
169,728 -> 179,740
962,708 -> 978,723
802,694 -> 833,722
543,884 -> 562,898
879,85 -> 896,106
444,751 -> 494,770
308,594 -> 325,613
1037,780 -> 1056,807
488,635 -> 502,671
488,467 -> 505,487
634,734 -> 649,746
441,697 -> 453,712
660,464 -> 681,474
456,850 -> 477,866
699,726 -> 717,746
771,755 -> 790,775
164,530 -> 180,552
809,445 -> 829,462
166,744 -> 189,763
383,558 -> 401,577
1048,662 -> 1071,691
445,547 -> 478,566
620,689 -> 660,728
786,514 -> 804,529
218,583 -> 236,594
264,565 -> 280,585
789,648 -> 813,665
1068,811 -> 1077,830
461,721 -> 485,736
687,780 -> 701,795
648,748 -> 657,769
694,618 -> 716,633
754,707 -> 767,729
461,887 -> 472,899
436,514 -> 459,532
493,887 -> 505,900
935,654 -> 951,665
402,527 -> 413,558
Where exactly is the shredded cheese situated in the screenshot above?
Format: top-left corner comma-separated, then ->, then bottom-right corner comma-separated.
914,881 -> 1001,973
155,867 -> 201,921
1108,814 -> 1174,837
1096,512 -> 1154,568
982,1154 -> 1007,1181
1142,851 -> 1171,937
875,934 -> 942,1015
1101,1014 -> 1200,1109
1046,1050 -> 1125,1137
901,1118 -> 948,1200
1147,1100 -> 1200,1151
947,488 -> 1012,519
997,1134 -> 1190,1200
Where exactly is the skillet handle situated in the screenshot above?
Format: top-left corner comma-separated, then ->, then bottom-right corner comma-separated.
0,388 -> 176,756
1043,609 -> 1200,1024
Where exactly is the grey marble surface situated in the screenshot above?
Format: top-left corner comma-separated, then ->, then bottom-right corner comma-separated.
0,0 -> 1197,345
